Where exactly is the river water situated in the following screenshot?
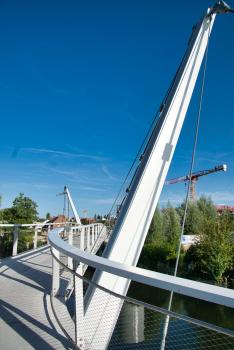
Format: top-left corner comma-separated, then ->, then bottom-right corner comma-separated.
83,267 -> 234,349
108,281 -> 234,349
127,281 -> 234,332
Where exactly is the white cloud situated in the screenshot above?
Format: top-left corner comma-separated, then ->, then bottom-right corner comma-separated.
117,110 -> 149,129
34,183 -> 59,191
175,150 -> 234,165
88,198 -> 116,204
101,165 -> 117,181
81,187 -> 106,192
159,191 -> 185,205
198,191 -> 234,203
21,147 -> 107,162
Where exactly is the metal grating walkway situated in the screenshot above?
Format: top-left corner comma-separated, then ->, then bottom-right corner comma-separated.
0,246 -> 73,350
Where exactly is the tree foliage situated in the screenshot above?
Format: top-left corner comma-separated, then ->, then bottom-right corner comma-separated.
197,214 -> 233,282
10,193 -> 38,224
81,218 -> 89,225
197,194 -> 217,223
142,195 -> 234,285
162,201 -> 181,251
46,212 -> 51,220
2,193 -> 38,224
177,201 -> 204,235
0,193 -> 39,258
146,205 -> 164,245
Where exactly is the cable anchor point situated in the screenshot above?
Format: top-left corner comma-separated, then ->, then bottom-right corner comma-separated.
210,1 -> 234,15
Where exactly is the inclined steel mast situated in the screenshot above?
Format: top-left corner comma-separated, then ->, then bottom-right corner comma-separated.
83,3 -> 233,349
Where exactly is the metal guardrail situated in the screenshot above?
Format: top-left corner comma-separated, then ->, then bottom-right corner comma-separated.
49,226 -> 234,349
0,222 -> 74,257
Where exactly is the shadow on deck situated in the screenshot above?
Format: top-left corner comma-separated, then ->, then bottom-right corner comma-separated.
0,246 -> 73,350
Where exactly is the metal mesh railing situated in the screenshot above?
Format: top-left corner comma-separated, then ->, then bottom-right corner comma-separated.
50,248 -> 234,350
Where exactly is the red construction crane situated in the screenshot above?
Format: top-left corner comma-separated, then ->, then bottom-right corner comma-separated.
163,164 -> 227,203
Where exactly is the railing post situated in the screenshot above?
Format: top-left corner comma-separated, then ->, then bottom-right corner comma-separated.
87,226 -> 90,252
92,226 -> 94,245
52,247 -> 60,296
83,226 -> 86,250
80,227 -> 84,251
34,228 -> 38,249
68,228 -> 73,269
12,226 -> 18,256
95,225 -> 97,241
73,260 -> 84,348
47,227 -> 50,244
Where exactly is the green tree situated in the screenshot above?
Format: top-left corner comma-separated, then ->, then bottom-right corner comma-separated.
2,207 -> 16,223
3,193 -> 38,224
0,193 -> 39,257
196,214 -> 233,283
197,194 -> 217,223
177,201 -> 204,236
162,201 -> 181,251
46,213 -> 51,220
146,205 -> 164,245
81,218 -> 89,225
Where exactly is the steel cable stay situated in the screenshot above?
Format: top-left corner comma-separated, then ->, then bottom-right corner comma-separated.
108,44 -> 191,220
47,3 -> 234,349
160,14 -> 212,350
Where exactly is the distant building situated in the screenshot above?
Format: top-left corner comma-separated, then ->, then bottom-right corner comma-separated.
215,205 -> 234,216
42,215 -> 66,235
182,235 -> 200,248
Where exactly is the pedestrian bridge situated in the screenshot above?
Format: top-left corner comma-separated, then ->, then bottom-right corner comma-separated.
0,222 -> 234,349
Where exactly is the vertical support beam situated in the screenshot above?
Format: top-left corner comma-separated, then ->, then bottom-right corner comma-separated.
52,247 -> 60,296
34,228 -> 38,249
87,226 -> 90,252
68,229 -> 73,269
80,227 -> 84,251
74,261 -> 84,348
12,226 -> 18,256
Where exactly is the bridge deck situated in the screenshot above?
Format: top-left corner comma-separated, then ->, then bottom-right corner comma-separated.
0,245 -> 73,350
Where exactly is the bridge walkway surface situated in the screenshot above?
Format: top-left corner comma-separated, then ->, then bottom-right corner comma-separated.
0,244 -> 74,350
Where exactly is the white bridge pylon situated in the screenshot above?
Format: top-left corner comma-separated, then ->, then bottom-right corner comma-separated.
56,186 -> 81,225
82,5 -> 225,350
64,186 -> 81,225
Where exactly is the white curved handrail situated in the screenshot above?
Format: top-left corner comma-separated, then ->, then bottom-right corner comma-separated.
0,222 -> 72,227
49,227 -> 234,308
0,222 -> 73,257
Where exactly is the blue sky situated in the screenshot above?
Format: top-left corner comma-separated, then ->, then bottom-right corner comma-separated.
1,0 -> 234,219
